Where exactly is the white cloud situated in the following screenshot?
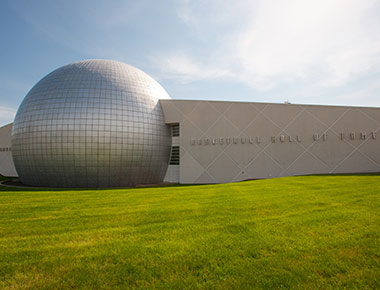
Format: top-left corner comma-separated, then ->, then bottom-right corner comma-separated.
7,0 -> 380,106
152,53 -> 233,84
158,0 -> 380,100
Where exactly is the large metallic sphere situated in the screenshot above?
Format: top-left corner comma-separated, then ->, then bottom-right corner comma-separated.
11,59 -> 171,188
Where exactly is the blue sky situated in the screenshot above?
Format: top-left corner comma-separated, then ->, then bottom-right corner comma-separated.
1,0 -> 380,126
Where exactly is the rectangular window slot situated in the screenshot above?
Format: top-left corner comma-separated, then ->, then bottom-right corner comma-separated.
171,124 -> 180,137
169,146 -> 180,165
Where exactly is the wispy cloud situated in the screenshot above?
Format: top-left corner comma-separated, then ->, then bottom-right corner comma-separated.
156,0 -> 380,103
152,53 -> 233,84
5,0 -> 380,106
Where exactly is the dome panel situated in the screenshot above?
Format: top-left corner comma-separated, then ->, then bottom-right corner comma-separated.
11,59 -> 171,188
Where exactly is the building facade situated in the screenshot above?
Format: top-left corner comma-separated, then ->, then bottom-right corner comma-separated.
1,59 -> 380,187
161,100 -> 380,184
0,123 -> 17,177
2,100 -> 380,185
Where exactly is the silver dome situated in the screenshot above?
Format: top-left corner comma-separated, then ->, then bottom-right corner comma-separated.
11,59 -> 171,188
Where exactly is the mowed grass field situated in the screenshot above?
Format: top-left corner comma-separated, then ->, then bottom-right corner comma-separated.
0,175 -> 379,289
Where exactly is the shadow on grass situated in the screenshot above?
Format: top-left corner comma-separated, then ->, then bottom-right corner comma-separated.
0,174 -> 200,192
1,172 -> 379,192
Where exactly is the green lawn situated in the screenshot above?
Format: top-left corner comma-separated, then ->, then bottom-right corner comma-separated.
0,175 -> 379,289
